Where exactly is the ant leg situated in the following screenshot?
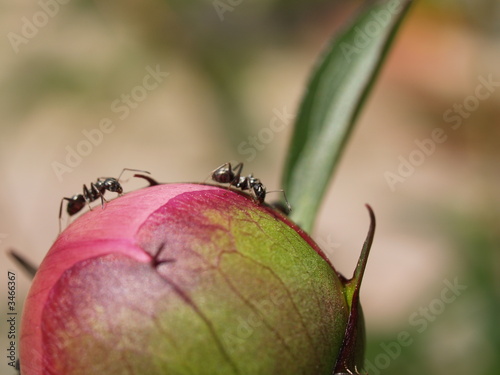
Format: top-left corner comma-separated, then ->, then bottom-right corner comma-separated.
354,365 -> 366,375
267,189 -> 292,212
241,177 -> 253,191
82,184 -> 95,211
232,162 -> 244,185
212,162 -> 230,173
280,189 -> 292,212
59,197 -> 71,233
90,182 -> 108,209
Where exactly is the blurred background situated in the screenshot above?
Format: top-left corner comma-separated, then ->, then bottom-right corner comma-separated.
1,0 -> 499,374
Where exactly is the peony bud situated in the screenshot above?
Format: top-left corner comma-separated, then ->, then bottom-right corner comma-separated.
20,183 -> 374,375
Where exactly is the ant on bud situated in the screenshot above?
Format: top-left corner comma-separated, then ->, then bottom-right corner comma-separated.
58,168 -> 151,232
211,162 -> 291,213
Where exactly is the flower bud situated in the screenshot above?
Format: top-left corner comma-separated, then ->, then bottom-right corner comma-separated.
20,183 -> 373,374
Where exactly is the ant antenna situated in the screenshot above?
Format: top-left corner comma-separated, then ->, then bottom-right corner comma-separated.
267,189 -> 292,212
116,168 -> 151,183
96,168 -> 151,186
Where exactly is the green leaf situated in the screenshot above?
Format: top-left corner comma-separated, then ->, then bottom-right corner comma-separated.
282,0 -> 414,232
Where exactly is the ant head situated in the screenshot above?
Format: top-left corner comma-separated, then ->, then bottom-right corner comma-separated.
104,178 -> 123,194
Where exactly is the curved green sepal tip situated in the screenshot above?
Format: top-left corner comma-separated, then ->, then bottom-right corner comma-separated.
334,205 -> 376,374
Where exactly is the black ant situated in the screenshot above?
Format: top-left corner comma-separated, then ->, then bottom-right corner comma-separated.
58,168 -> 151,231
211,162 -> 291,212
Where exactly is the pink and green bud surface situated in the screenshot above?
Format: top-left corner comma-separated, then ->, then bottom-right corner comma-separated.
20,183 -> 373,375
